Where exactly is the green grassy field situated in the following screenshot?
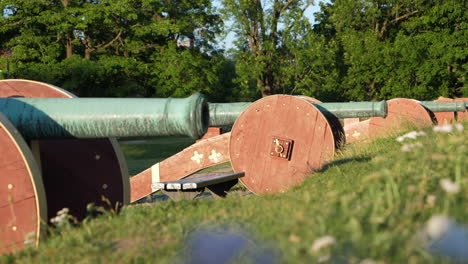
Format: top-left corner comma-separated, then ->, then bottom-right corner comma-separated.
119,136 -> 196,176
2,124 -> 467,263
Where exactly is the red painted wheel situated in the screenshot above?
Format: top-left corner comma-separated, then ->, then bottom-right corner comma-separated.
229,95 -> 337,194
434,97 -> 456,124
369,98 -> 434,138
0,79 -> 129,253
0,113 -> 46,254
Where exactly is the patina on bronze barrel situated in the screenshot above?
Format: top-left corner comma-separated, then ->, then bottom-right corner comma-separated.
0,94 -> 209,139
209,100 -> 388,127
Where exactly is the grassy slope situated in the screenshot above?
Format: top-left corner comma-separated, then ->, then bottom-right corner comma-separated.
2,124 -> 467,263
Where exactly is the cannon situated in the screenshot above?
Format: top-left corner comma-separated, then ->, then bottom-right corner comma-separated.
225,95 -> 389,194
132,95 -> 388,200
453,98 -> 468,121
208,100 -> 390,128
0,79 -> 209,254
433,97 -> 459,124
419,101 -> 466,113
420,100 -> 466,124
344,98 -> 466,143
0,80 -> 387,253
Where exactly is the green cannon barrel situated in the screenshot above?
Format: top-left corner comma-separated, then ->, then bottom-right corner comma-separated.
419,101 -> 466,112
208,102 -> 251,127
209,100 -> 388,127
0,94 -> 208,139
313,101 -> 387,119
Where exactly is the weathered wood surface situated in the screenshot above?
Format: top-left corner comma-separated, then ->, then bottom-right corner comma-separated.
0,79 -> 129,253
369,98 -> 434,138
229,95 -> 336,194
0,79 -> 74,98
433,97 -> 456,124
130,132 -> 231,202
344,119 -> 371,143
196,127 -> 222,142
343,118 -> 360,127
0,113 -> 46,254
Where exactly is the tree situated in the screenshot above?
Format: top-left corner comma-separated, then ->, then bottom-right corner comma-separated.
0,0 -> 230,99
311,0 -> 467,100
221,0 -> 314,97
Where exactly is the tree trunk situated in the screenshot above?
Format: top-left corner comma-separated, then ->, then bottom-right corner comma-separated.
85,48 -> 92,60
260,77 -> 273,97
65,37 -> 73,58
261,84 -> 273,97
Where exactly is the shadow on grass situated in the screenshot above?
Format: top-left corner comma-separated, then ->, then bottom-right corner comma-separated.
317,156 -> 371,173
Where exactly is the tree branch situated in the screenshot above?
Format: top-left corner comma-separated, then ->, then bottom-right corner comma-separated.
96,31 -> 122,50
391,10 -> 419,23
280,0 -> 294,14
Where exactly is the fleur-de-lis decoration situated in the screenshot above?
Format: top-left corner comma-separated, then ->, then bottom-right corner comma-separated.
352,130 -> 361,137
191,151 -> 204,164
208,149 -> 222,163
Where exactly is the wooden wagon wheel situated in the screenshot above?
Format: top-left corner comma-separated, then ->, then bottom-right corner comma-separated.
0,79 -> 129,253
368,98 -> 434,138
0,113 -> 46,254
229,95 -> 337,194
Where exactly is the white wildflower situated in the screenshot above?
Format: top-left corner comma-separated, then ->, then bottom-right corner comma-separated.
50,207 -> 70,225
440,178 -> 460,194
23,232 -> 36,245
311,235 -> 336,252
400,142 -> 423,152
454,123 -> 464,132
433,124 -> 453,133
396,131 -> 426,142
426,215 -> 453,240
56,207 -> 69,215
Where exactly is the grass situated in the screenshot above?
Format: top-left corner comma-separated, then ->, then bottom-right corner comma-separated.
119,136 -> 195,175
2,123 -> 467,263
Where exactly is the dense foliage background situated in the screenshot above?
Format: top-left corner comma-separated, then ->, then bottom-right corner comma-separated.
0,0 -> 466,101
